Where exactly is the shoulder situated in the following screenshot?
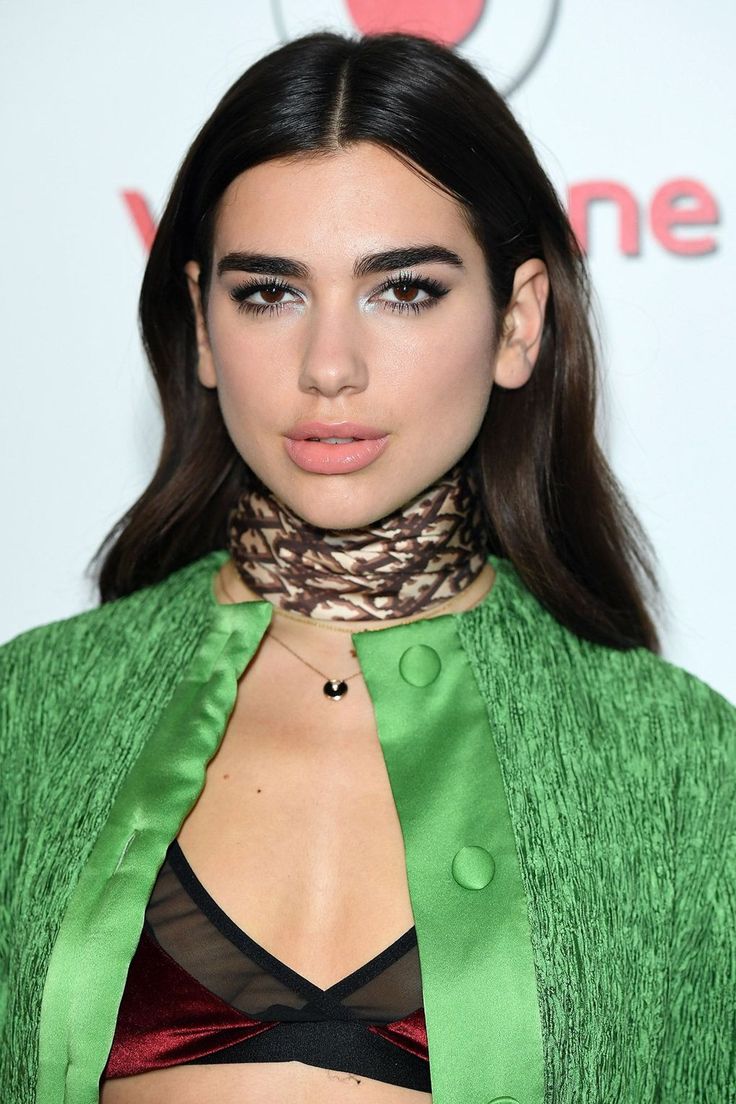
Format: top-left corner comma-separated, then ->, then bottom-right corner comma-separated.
0,550 -> 227,712
469,555 -> 736,752
1,549 -> 226,657
576,628 -> 734,736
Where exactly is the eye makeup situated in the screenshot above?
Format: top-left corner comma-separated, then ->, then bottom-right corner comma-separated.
227,269 -> 451,317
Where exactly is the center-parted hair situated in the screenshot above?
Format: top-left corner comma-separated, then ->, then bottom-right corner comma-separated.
92,30 -> 661,651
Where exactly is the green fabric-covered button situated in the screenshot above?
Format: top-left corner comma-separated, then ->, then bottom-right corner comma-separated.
486,1098 -> 520,1104
398,644 -> 442,686
451,845 -> 495,889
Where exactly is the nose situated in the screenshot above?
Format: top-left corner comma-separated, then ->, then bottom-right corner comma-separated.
297,295 -> 369,398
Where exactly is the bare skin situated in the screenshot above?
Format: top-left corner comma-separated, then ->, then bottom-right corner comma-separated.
100,559 -> 495,1104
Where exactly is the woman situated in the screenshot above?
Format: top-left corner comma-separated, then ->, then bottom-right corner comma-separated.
1,29 -> 734,1104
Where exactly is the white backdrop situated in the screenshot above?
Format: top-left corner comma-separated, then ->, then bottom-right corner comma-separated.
2,0 -> 734,702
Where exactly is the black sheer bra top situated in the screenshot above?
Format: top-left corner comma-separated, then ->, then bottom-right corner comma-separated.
102,838 -> 431,1092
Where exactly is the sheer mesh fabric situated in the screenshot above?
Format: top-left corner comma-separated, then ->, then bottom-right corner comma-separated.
147,839 -> 425,1024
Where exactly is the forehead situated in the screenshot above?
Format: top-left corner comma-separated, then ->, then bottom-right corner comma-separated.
213,142 -> 475,259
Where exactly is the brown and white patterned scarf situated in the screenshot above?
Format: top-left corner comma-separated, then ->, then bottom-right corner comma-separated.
226,459 -> 490,621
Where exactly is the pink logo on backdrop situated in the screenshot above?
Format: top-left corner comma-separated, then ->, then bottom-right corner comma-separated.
271,0 -> 559,95
122,179 -> 720,260
343,0 -> 484,43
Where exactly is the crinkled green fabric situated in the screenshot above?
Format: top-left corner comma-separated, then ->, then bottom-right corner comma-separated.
0,549 -> 734,1103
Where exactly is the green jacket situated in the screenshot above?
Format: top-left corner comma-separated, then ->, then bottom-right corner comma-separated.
1,549 -> 734,1103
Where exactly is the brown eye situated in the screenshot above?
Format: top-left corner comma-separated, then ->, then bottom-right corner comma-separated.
379,280 -> 432,311
393,282 -> 421,303
260,285 -> 286,304
229,278 -> 301,315
373,271 -> 450,315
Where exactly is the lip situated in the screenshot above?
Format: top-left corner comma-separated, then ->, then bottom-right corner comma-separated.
284,435 -> 390,475
285,420 -> 388,441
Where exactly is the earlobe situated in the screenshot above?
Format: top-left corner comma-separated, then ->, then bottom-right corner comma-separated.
183,260 -> 217,389
493,258 -> 549,390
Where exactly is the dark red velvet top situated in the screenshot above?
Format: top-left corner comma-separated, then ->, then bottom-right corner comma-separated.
101,839 -> 430,1093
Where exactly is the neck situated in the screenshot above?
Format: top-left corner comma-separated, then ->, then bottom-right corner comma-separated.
225,460 -> 491,623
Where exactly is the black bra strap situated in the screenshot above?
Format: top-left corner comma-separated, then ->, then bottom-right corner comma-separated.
166,839 -> 418,1017
188,1018 -> 432,1093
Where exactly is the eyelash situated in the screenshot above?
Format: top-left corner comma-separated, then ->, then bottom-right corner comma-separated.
228,270 -> 450,317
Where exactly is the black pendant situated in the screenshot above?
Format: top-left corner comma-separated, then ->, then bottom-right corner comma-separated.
324,679 -> 348,701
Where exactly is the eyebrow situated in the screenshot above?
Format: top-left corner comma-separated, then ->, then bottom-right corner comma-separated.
216,244 -> 465,280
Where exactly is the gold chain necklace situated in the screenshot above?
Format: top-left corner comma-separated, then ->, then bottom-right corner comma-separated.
217,565 -> 489,702
267,633 -> 364,702
217,572 -> 363,701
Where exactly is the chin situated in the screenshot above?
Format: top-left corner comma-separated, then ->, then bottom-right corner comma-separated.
273,476 -> 414,533
282,497 -> 398,533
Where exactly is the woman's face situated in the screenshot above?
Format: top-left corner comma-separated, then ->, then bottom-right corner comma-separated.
186,141 -> 546,529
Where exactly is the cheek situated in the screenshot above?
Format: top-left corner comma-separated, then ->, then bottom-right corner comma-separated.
390,323 -> 493,429
208,324 -> 283,433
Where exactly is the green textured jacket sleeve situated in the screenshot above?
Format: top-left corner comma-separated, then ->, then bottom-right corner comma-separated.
0,637 -> 17,1038
0,627 -> 44,1056
0,647 -> 6,1035
655,674 -> 736,1100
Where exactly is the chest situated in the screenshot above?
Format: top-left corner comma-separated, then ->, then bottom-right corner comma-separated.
176,641 -> 417,990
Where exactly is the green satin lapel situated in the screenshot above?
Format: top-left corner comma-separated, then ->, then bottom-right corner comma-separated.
36,598 -> 273,1104
352,610 -> 545,1104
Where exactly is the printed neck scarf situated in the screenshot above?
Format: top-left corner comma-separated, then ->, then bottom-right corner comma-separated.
226,459 -> 490,622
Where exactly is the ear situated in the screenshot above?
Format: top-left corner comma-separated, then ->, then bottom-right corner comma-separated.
184,260 -> 217,389
493,258 -> 550,389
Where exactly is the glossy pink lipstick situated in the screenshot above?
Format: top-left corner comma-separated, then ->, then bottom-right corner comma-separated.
284,421 -> 389,475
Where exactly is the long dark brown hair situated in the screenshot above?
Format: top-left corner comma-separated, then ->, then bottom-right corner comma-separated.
90,30 -> 662,651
